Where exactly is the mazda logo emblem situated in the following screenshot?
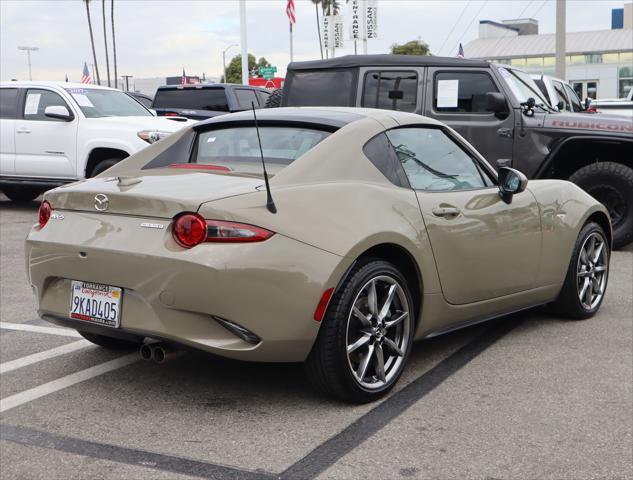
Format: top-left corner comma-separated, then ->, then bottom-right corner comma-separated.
94,194 -> 109,212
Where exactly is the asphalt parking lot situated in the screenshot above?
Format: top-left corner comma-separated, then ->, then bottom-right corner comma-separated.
0,194 -> 631,480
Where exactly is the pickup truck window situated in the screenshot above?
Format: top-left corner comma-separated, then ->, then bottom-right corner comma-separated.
285,70 -> 355,107
362,70 -> 417,112
23,89 -> 71,121
64,88 -> 150,118
153,88 -> 229,112
0,88 -> 18,119
433,72 -> 498,113
234,88 -> 260,109
385,128 -> 493,191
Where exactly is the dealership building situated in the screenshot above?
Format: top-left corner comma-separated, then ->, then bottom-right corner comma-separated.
464,3 -> 633,100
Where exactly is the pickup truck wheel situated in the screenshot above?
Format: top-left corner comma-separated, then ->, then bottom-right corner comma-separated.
569,162 -> 633,249
2,186 -> 43,202
89,158 -> 119,178
264,88 -> 282,108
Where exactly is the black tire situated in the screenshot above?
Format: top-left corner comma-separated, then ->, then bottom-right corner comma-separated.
305,259 -> 416,403
550,222 -> 610,320
569,162 -> 633,249
89,158 -> 120,178
264,88 -> 282,108
78,331 -> 140,350
2,186 -> 43,202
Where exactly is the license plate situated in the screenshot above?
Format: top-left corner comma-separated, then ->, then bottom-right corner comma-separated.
70,281 -> 122,328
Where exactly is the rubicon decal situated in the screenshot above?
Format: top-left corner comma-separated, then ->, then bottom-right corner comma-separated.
550,119 -> 633,133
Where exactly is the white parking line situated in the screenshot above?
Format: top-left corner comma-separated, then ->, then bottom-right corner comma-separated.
0,340 -> 92,374
0,322 -> 81,337
0,354 -> 138,413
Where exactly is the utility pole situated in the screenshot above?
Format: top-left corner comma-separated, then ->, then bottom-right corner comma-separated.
90,63 -> 96,83
120,75 -> 133,91
222,44 -> 238,83
555,0 -> 566,80
239,0 -> 249,85
17,46 -> 39,80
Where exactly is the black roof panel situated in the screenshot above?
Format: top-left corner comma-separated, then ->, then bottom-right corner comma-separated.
288,54 -> 490,70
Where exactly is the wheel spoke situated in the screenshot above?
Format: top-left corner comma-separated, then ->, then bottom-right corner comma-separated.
594,265 -> 607,273
592,241 -> 604,263
385,311 -> 408,329
367,280 -> 378,316
578,270 -> 591,277
587,236 -> 596,261
584,280 -> 594,306
383,337 -> 404,357
374,344 -> 386,382
580,246 -> 589,266
352,306 -> 372,328
377,284 -> 397,321
579,277 -> 590,301
347,333 -> 371,354
592,277 -> 602,295
357,344 -> 374,381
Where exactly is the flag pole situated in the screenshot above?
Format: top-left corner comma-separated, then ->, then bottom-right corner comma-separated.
289,22 -> 294,62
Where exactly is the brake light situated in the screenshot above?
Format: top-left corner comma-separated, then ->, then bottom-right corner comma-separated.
164,112 -> 179,116
39,201 -> 52,228
172,215 -> 274,248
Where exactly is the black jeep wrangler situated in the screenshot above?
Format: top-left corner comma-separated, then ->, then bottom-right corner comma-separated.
267,55 -> 633,248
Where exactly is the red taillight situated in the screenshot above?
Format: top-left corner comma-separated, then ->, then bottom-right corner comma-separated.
39,201 -> 52,228
164,112 -> 179,116
173,213 -> 207,248
172,216 -> 274,248
314,288 -> 334,322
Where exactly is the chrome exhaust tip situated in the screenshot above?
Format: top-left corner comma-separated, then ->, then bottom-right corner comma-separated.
139,343 -> 153,361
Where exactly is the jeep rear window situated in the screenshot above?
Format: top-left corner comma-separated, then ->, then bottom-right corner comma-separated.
153,88 -> 229,112
362,70 -> 418,112
285,70 -> 355,106
191,126 -> 331,176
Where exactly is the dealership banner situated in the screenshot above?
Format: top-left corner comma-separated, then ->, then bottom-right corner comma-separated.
366,0 -> 378,39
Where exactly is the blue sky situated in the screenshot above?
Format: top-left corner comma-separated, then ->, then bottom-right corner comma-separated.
0,0 -> 627,82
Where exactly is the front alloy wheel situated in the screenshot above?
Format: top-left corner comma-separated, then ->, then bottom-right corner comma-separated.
305,259 -> 415,403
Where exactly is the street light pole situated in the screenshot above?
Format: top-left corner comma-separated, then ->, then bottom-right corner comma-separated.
222,44 -> 238,83
17,46 -> 39,80
239,0 -> 249,86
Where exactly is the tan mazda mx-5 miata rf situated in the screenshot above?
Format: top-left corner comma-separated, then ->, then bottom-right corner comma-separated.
26,107 -> 611,403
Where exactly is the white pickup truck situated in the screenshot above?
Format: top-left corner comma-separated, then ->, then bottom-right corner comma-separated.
0,81 -> 195,201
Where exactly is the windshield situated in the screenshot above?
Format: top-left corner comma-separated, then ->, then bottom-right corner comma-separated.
498,67 -> 549,106
192,126 -> 331,175
65,88 -> 151,118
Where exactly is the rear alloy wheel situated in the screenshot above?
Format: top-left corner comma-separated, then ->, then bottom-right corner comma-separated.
2,186 -> 43,202
551,222 -> 610,320
305,260 -> 415,403
569,162 -> 633,249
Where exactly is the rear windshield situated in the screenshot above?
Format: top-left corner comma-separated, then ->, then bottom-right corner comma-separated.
285,70 -> 355,106
153,88 -> 229,112
192,126 -> 330,175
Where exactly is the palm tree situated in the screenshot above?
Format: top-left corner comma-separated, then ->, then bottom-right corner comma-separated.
111,0 -> 117,89
101,0 -> 111,87
84,0 -> 101,85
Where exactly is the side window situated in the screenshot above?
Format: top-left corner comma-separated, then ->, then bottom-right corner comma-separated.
257,90 -> 271,106
552,81 -> 570,111
385,128 -> 493,191
23,89 -> 70,121
362,70 -> 418,112
362,133 -> 410,188
0,88 -> 19,119
434,72 -> 498,113
234,88 -> 260,109
564,84 -> 583,112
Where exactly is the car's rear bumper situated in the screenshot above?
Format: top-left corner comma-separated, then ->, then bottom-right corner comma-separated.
26,210 -> 349,362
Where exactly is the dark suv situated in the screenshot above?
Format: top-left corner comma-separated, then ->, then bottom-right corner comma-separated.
268,55 -> 633,248
152,84 -> 271,120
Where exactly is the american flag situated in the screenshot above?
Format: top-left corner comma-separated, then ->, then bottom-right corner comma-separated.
457,43 -> 465,59
286,0 -> 295,24
181,68 -> 187,85
81,62 -> 91,84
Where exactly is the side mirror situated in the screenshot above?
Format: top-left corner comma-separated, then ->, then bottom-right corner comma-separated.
44,105 -> 73,121
486,92 -> 508,117
498,167 -> 528,203
556,100 -> 564,111
584,97 -> 592,110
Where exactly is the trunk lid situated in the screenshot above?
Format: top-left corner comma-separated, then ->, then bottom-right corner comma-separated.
45,171 -> 262,218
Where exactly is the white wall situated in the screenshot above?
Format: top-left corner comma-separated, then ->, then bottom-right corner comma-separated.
567,64 -> 620,98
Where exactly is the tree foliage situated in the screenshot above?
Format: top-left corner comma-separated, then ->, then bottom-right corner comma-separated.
390,39 -> 431,56
224,54 -> 270,84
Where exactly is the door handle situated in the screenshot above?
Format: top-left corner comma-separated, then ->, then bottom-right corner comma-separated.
16,128 -> 31,134
497,127 -> 513,138
432,206 -> 461,217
